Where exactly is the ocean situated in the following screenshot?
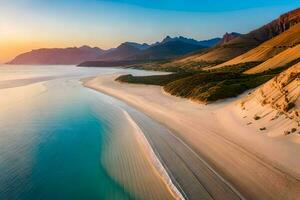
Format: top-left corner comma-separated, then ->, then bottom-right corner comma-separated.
0,65 -> 173,200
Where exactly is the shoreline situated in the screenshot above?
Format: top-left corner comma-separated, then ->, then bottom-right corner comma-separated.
123,111 -> 185,200
99,106 -> 179,200
83,74 -> 300,200
84,77 -> 244,200
0,73 -> 179,200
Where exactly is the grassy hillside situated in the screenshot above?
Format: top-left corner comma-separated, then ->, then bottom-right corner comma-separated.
132,59 -> 217,72
208,62 -> 263,73
116,72 -> 193,86
116,68 -> 285,103
164,73 -> 274,102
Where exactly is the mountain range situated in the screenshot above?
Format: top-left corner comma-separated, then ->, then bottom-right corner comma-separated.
7,46 -> 104,65
114,8 -> 300,134
214,22 -> 300,71
139,8 -> 300,72
8,7 -> 300,72
168,8 -> 300,66
8,36 -> 221,65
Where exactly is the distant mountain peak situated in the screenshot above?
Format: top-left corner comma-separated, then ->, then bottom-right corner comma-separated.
161,35 -> 173,43
161,35 -> 198,44
8,46 -> 105,65
118,42 -> 136,48
79,45 -> 91,49
243,8 -> 300,43
122,42 -> 150,50
278,7 -> 300,30
218,32 -> 241,45
160,35 -> 221,47
79,45 -> 104,52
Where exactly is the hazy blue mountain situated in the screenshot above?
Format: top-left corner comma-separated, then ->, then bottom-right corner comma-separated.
9,46 -> 104,65
159,35 -> 221,47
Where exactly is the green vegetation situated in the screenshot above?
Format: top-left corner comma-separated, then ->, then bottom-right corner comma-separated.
262,57 -> 300,74
208,62 -> 263,73
131,64 -> 195,73
115,72 -> 193,86
117,58 -> 299,103
163,72 -> 274,102
131,60 -> 222,73
116,71 -> 276,103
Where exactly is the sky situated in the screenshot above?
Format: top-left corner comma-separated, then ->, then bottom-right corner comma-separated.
1,0 -> 300,63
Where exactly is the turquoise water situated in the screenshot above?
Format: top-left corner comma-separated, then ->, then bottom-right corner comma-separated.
0,65 -> 170,200
0,78 -> 136,200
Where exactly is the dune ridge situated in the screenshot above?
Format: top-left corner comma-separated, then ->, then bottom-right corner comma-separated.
241,62 -> 300,137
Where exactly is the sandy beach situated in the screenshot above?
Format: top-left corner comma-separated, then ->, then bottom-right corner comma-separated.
83,74 -> 300,200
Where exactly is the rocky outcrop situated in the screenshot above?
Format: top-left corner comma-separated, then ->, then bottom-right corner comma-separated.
218,32 -> 241,45
275,8 -> 300,33
243,8 -> 300,44
214,22 -> 300,70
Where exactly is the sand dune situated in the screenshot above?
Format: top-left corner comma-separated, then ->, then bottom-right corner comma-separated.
84,75 -> 300,200
241,62 -> 300,140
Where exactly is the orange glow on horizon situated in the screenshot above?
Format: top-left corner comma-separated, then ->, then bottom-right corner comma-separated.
0,39 -> 117,64
0,40 -> 42,64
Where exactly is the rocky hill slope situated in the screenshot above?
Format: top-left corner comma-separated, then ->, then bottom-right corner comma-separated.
167,8 -> 300,69
214,23 -> 300,70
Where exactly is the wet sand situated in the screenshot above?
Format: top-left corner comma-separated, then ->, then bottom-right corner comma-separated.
101,110 -> 180,200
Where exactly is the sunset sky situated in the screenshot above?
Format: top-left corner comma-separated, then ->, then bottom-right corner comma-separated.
1,0 -> 300,63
